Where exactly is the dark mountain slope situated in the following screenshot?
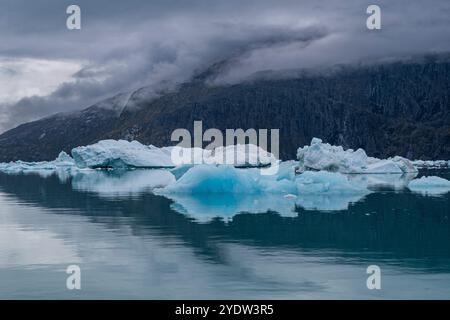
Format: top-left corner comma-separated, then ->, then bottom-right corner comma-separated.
107,59 -> 450,160
0,93 -> 129,162
0,58 -> 449,162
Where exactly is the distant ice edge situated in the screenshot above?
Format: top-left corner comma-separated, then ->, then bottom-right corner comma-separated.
296,137 -> 418,174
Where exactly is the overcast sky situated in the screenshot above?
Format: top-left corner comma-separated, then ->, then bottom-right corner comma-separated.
0,0 -> 449,133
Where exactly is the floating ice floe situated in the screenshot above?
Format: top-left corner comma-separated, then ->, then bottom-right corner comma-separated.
0,151 -> 76,177
407,176 -> 450,196
296,138 -> 418,174
412,160 -> 450,169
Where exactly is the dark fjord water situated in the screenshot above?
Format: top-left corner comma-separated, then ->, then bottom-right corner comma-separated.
0,170 -> 449,299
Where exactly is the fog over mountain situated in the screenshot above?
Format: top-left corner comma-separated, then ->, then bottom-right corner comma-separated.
1,0 -> 450,132
0,56 -> 449,162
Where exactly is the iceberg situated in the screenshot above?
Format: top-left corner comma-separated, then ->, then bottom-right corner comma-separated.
296,138 -> 418,174
206,144 -> 276,167
0,151 -> 76,176
71,140 -> 175,169
170,143 -> 278,169
71,139 -> 277,169
412,160 -> 450,169
158,164 -> 297,195
0,152 -> 79,182
157,160 -> 373,197
407,176 -> 450,196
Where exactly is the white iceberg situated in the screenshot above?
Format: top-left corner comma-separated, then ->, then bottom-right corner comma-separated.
158,161 -> 372,196
207,144 -> 276,167
0,151 -> 76,176
71,140 -> 175,169
171,143 -> 277,169
296,138 -> 418,174
71,139 -> 277,169
412,160 -> 450,169
407,176 -> 450,196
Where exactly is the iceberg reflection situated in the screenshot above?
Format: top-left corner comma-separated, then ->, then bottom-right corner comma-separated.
164,193 -> 298,222
65,168 -> 423,221
295,193 -> 369,211
164,192 -> 372,221
71,169 -> 175,198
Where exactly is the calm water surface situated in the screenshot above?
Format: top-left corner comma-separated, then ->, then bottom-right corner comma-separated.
0,170 -> 449,299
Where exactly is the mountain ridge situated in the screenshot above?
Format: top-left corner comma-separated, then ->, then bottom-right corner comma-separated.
1,57 -> 449,162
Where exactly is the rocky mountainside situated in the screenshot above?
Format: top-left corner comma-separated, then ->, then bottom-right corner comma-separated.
0,57 -> 449,162
0,93 -> 129,162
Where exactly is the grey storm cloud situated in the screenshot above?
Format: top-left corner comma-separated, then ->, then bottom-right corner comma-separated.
0,0 -> 449,132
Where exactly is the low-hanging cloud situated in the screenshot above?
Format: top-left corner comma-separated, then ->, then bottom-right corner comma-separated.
0,0 -> 449,132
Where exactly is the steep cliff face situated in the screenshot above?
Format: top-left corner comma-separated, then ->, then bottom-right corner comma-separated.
0,59 -> 449,162
108,59 -> 450,160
